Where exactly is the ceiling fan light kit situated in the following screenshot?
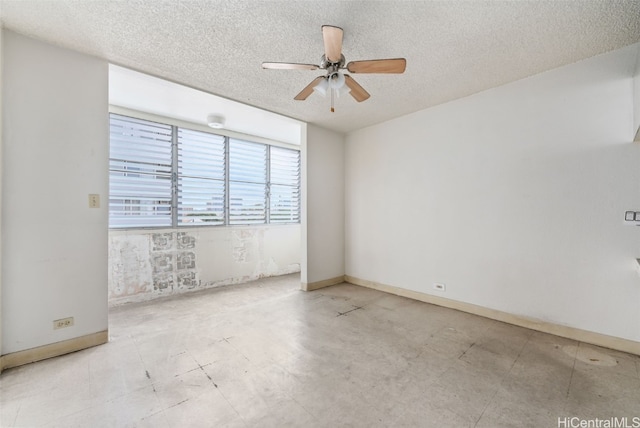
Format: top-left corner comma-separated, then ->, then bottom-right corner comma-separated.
313,78 -> 329,96
329,71 -> 346,89
262,25 -> 406,112
312,72 -> 350,111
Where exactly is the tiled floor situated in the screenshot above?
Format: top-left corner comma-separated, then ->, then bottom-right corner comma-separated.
1,273 -> 639,427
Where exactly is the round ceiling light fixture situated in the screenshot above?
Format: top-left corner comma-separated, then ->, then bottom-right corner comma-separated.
207,114 -> 225,129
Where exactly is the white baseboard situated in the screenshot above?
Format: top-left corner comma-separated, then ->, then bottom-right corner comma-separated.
302,275 -> 345,291
345,275 -> 640,356
0,330 -> 108,372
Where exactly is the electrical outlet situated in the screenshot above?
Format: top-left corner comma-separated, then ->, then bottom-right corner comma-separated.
624,210 -> 640,225
53,317 -> 74,330
433,283 -> 446,292
88,194 -> 100,208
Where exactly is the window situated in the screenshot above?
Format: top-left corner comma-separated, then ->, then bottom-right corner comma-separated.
108,113 -> 301,228
270,146 -> 301,223
229,139 -> 267,225
109,115 -> 173,228
177,129 -> 225,226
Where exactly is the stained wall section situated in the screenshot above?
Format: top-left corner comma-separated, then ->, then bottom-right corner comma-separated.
108,225 -> 300,304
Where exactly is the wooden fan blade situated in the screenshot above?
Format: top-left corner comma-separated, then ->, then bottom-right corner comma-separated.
294,76 -> 325,100
344,75 -> 370,102
322,25 -> 343,63
347,58 -> 407,74
262,62 -> 319,70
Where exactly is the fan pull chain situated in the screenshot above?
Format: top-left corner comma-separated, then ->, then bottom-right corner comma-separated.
331,87 -> 335,113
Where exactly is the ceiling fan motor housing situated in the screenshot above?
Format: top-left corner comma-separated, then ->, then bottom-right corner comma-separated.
320,54 -> 346,71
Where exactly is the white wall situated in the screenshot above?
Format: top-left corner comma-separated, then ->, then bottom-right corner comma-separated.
346,43 -> 640,342
1,31 -> 109,354
303,125 -> 345,285
108,225 -> 300,305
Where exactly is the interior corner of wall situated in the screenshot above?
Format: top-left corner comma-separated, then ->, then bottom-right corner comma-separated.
0,24 -> 4,361
634,59 -> 640,143
299,123 -> 309,285
634,44 -> 640,141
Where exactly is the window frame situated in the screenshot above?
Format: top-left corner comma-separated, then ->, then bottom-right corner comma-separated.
108,111 -> 301,230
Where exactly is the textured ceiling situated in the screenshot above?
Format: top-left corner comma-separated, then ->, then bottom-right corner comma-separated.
1,1 -> 640,133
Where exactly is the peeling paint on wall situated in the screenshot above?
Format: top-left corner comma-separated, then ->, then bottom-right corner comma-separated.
150,232 -> 200,294
176,252 -> 196,270
151,253 -> 173,274
108,226 -> 301,306
153,273 -> 174,291
177,232 -> 195,249
108,231 -> 201,304
108,235 -> 153,299
232,229 -> 264,263
198,268 -> 298,289
177,271 -> 198,289
152,233 -> 173,251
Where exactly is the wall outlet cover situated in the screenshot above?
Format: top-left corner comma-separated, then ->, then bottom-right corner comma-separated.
53,317 -> 74,330
433,283 -> 446,292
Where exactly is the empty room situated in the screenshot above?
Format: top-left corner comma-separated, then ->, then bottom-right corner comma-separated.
1,1 -> 640,427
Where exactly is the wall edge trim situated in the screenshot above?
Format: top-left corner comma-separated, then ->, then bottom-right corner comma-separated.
302,275 -> 345,291
344,275 -> 640,356
0,330 -> 108,372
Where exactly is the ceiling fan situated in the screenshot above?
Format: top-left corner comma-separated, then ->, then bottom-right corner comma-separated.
262,25 -> 406,112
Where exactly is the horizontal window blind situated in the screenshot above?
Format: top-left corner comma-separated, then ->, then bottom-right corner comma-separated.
109,114 -> 172,228
229,139 -> 267,225
177,128 -> 225,226
269,147 -> 301,223
108,114 -> 301,228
